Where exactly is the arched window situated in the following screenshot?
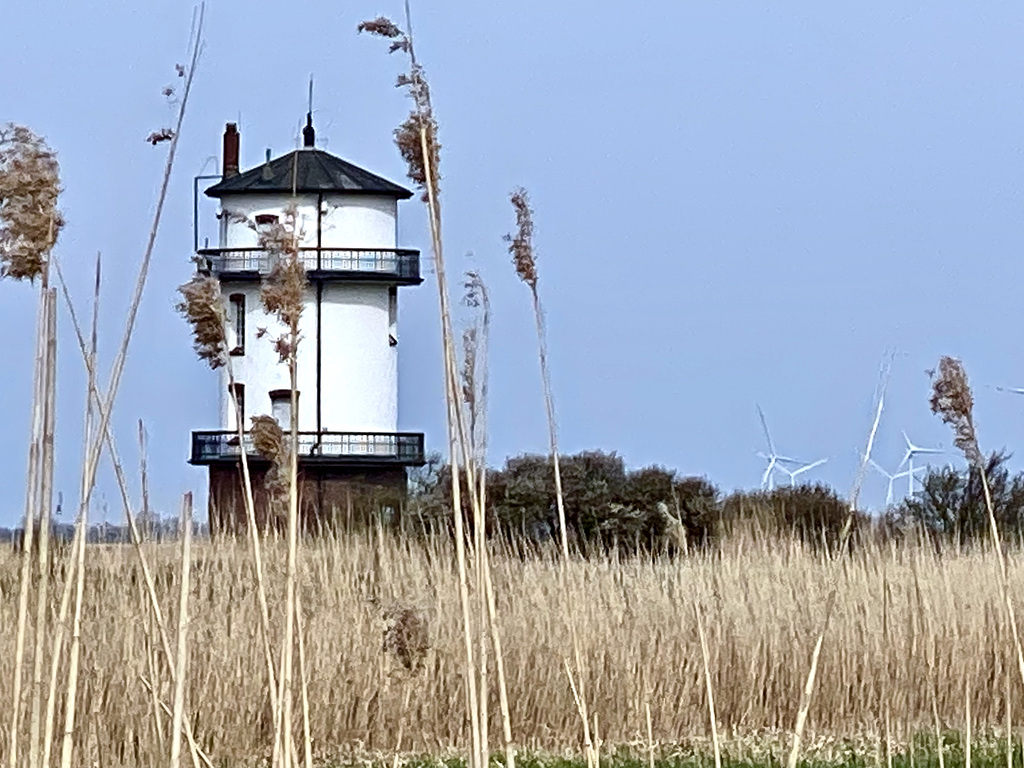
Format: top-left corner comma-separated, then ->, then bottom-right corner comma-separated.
255,213 -> 279,233
388,286 -> 398,347
270,389 -> 298,430
228,293 -> 245,355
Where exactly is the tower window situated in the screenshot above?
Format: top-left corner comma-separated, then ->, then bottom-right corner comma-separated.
228,383 -> 245,425
270,389 -> 298,430
255,213 -> 279,232
228,293 -> 245,355
388,286 -> 398,347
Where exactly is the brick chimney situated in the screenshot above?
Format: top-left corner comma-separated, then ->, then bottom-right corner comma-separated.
222,123 -> 239,177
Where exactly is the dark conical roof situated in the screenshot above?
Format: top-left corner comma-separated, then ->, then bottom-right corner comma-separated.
205,148 -> 413,199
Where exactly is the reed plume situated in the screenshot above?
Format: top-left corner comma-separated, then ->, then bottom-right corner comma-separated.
929,356 -> 1024,692
358,14 -> 440,204
930,356 -> 982,466
506,187 -> 592,768
508,189 -> 538,289
176,274 -> 228,368
505,189 -> 567,559
0,124 -> 64,282
251,414 -> 285,464
258,205 -> 306,363
362,12 -> 490,768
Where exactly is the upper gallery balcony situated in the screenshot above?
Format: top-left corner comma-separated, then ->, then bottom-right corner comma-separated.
196,246 -> 422,285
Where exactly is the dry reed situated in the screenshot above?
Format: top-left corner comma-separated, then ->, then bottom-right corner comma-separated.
361,12 -> 494,768
7,532 -> 1024,764
930,356 -> 1024,692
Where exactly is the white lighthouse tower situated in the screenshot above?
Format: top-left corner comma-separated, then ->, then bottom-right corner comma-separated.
188,118 -> 425,532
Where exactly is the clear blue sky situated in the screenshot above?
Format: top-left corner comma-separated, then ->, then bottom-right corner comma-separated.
2,1 -> 1023,526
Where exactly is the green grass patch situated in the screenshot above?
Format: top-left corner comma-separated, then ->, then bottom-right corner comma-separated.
324,733 -> 1024,768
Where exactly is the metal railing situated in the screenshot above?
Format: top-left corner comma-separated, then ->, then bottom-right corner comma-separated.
190,430 -> 425,465
196,247 -> 420,281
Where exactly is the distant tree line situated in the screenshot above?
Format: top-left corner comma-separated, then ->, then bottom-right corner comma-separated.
0,511 -> 208,546
408,449 -> 1024,553
7,451 -> 1019,552
407,450 -> 857,552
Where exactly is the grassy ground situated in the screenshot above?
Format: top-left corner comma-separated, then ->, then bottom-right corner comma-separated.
323,733 -> 1024,768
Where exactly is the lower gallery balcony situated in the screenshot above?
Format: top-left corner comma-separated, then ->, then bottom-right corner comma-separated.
189,430 -> 426,467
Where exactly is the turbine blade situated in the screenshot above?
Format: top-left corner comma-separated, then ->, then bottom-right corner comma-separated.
757,404 -> 775,454
868,458 -> 890,478
899,449 -> 913,469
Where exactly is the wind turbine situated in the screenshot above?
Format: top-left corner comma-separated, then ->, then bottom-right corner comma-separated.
898,431 -> 942,497
756,405 -> 803,491
777,458 -> 829,487
867,457 -> 919,507
995,386 -> 1024,395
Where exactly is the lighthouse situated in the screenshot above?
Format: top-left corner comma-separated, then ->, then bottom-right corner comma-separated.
188,118 -> 425,532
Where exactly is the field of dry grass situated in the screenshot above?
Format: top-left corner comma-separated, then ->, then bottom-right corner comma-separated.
3,531 -> 1023,767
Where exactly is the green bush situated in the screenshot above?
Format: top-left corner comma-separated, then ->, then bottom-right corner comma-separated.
408,450 -> 717,553
885,451 -> 1024,548
717,483 -> 860,548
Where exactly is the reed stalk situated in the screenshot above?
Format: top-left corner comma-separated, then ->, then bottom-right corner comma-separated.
359,12 -> 487,764
8,282 -> 47,768
28,287 -> 57,768
645,702 -> 655,768
55,254 -> 207,768
72,3 -> 202,562
786,359 -> 890,768
143,581 -> 167,753
506,187 -> 593,768
965,677 -> 972,768
176,266 -> 279,730
40,517 -> 81,768
282,340 -> 300,768
695,602 -> 722,768
296,591 -> 313,768
58,487 -> 87,768
1007,661 -> 1013,768
170,493 -> 193,768
41,255 -> 97,768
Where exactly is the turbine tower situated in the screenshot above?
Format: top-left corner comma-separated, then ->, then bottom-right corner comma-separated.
867,457 -> 918,507
898,431 -> 942,497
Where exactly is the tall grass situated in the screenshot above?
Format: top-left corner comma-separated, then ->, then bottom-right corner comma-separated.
3,532 -> 1024,765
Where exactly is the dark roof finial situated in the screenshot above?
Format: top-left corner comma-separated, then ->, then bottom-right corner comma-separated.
302,112 -> 315,148
303,76 -> 316,148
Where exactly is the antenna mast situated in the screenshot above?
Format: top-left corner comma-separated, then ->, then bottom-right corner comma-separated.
302,75 -> 316,148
